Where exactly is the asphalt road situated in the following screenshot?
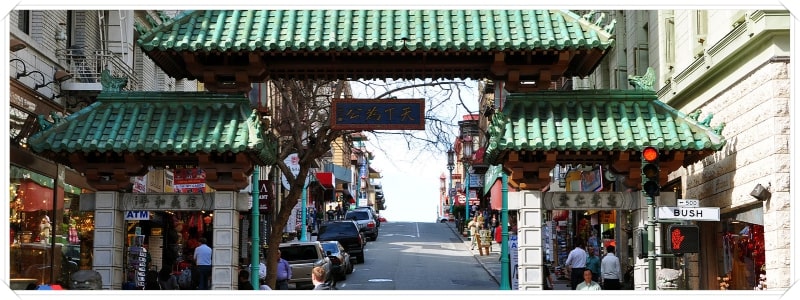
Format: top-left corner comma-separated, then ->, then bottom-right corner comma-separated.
335,221 -> 497,290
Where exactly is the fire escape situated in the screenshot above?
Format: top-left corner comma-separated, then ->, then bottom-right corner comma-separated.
56,10 -> 140,111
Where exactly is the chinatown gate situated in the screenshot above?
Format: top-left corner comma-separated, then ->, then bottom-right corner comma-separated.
29,10 -> 725,290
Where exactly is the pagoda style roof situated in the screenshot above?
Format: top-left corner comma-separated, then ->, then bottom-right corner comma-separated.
28,91 -> 277,190
136,10 -> 615,92
483,89 -> 727,190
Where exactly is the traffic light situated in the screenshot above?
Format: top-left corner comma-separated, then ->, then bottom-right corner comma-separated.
667,224 -> 700,254
641,146 -> 660,198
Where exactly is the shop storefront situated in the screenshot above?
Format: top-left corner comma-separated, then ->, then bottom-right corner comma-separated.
9,165 -> 93,287
717,205 -> 766,290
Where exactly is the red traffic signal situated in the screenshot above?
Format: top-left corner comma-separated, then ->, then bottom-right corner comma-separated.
642,147 -> 659,162
641,147 -> 660,198
668,224 -> 700,254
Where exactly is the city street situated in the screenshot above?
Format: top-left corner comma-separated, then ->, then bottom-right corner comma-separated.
335,221 -> 498,290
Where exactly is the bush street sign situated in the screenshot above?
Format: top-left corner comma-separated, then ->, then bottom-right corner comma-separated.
657,206 -> 720,221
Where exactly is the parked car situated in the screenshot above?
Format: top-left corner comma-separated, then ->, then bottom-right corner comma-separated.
278,241 -> 332,289
437,216 -> 450,223
345,209 -> 379,241
320,241 -> 353,281
354,206 -> 381,228
317,220 -> 366,264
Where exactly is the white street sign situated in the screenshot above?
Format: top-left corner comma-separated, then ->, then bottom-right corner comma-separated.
677,199 -> 700,207
657,206 -> 720,221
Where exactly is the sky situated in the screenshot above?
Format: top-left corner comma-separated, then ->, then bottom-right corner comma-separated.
351,79 -> 480,223
2,1 -> 799,299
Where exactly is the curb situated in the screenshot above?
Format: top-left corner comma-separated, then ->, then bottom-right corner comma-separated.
446,222 -> 500,286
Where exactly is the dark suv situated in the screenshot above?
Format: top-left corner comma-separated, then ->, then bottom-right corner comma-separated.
345,209 -> 379,241
317,220 -> 366,264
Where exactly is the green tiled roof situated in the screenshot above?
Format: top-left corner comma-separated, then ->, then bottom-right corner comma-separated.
28,92 -> 277,165
138,10 -> 613,53
484,89 -> 726,164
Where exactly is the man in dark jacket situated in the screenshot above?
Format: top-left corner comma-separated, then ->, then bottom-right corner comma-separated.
311,266 -> 335,290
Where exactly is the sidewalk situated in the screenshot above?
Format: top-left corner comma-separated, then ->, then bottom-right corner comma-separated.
445,221 -> 571,290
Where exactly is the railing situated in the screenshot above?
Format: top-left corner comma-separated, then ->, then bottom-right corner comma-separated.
56,46 -> 140,91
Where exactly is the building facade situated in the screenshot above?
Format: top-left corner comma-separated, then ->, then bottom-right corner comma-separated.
527,9 -> 791,290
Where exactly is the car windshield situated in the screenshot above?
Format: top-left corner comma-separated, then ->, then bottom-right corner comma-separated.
321,243 -> 339,253
319,222 -> 356,236
279,245 -> 318,261
345,211 -> 369,220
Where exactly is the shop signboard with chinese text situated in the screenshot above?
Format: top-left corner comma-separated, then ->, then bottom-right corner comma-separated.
331,98 -> 425,130
121,193 -> 214,211
541,192 -> 637,210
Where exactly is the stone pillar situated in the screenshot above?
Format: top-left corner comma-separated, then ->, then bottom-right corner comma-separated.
211,191 -> 239,289
92,191 -> 124,290
516,191 -> 545,290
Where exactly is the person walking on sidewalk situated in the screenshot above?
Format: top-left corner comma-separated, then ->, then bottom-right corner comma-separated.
585,246 -> 601,283
600,245 -> 622,290
275,250 -> 292,290
575,269 -> 602,291
564,240 -> 587,290
193,237 -> 213,290
468,218 -> 479,250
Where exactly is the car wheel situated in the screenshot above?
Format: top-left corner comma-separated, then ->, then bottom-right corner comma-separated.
346,263 -> 353,274
371,234 -> 378,241
357,254 -> 365,264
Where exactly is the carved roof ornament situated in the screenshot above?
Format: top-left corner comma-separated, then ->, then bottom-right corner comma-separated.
100,69 -> 128,92
37,111 -> 65,131
628,67 -> 656,91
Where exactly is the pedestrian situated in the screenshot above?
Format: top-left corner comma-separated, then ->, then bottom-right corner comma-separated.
193,237 -> 212,290
248,255 -> 267,285
600,245 -> 622,290
575,269 -> 602,290
238,269 -> 254,290
311,266 -> 334,290
564,240 -> 587,290
586,246 -> 601,283
275,249 -> 292,290
467,218 -> 479,250
543,256 -> 554,290
490,215 -> 500,240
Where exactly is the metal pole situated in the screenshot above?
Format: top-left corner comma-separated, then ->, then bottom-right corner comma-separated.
464,162 -> 470,228
448,169 -> 454,216
500,166 -> 511,290
50,163 -> 63,284
301,183 -> 308,241
647,196 -> 656,290
250,167 -> 260,289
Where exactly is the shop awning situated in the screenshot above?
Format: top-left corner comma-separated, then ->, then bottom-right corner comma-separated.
315,172 -> 334,189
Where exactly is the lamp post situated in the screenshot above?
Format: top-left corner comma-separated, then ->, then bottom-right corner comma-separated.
447,148 -> 455,217
250,166 -> 261,289
461,135 -> 474,228
500,165 -> 511,290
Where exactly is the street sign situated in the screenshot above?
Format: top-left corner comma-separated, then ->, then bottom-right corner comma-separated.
677,199 -> 700,207
657,206 -> 720,221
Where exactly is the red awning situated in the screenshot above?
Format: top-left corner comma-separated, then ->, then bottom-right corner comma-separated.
19,179 -> 65,212
316,172 -> 334,189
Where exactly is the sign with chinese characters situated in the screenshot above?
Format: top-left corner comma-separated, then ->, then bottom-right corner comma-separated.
122,193 -> 214,211
331,98 -> 425,130
541,192 -> 637,210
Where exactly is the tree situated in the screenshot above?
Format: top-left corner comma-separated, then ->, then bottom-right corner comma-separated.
261,78 -> 478,289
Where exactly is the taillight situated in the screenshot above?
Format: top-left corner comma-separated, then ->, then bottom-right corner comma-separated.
367,221 -> 375,228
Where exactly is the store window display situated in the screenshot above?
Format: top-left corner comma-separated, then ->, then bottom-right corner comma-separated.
720,220 -> 765,290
